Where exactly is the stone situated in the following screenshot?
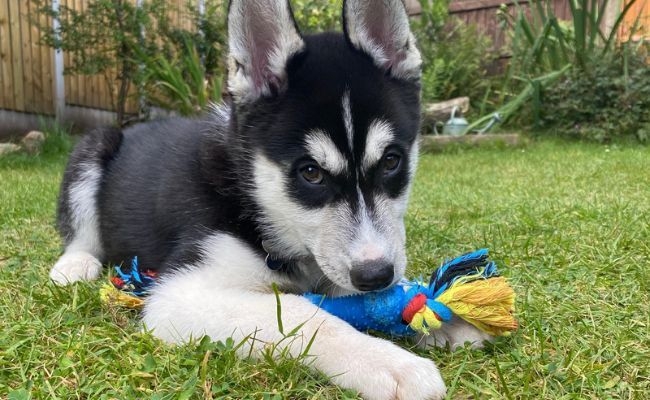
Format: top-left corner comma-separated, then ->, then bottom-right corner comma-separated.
0,143 -> 22,156
22,130 -> 46,155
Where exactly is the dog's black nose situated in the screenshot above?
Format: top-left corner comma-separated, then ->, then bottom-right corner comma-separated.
350,261 -> 394,291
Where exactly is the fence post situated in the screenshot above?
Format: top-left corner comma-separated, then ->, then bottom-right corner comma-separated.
51,0 -> 65,121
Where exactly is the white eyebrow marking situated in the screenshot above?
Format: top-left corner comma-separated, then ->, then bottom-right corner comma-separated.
305,130 -> 348,175
342,90 -> 353,152
362,119 -> 395,171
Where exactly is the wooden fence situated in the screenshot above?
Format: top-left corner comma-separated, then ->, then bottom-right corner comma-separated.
0,0 -> 648,120
61,0 -> 198,113
407,0 -> 573,56
622,0 -> 650,40
445,0 -> 650,55
450,0 -> 572,55
0,0 -> 55,115
0,0 -> 199,119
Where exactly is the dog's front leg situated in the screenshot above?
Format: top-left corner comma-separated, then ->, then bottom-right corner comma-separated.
142,259 -> 446,399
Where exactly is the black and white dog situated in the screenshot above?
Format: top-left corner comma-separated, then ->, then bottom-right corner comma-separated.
51,1 -> 490,398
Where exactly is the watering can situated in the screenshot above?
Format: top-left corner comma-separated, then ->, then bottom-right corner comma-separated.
434,107 -> 502,136
434,106 -> 468,136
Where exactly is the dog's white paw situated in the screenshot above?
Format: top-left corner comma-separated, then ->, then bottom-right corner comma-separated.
418,316 -> 494,350
50,251 -> 102,285
321,335 -> 446,400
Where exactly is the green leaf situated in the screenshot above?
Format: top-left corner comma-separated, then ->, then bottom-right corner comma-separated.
8,389 -> 30,400
143,353 -> 157,373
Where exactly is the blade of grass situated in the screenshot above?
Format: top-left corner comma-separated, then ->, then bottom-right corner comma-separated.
272,283 -> 284,336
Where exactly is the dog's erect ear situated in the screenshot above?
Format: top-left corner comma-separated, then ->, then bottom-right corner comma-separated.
227,0 -> 305,103
343,0 -> 421,80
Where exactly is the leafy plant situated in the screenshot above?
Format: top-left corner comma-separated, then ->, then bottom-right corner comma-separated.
137,0 -> 227,115
153,0 -> 228,87
413,0 -> 496,111
499,0 -> 642,78
37,0 -> 166,126
138,37 -> 223,115
539,44 -> 650,142
483,0 -> 646,136
292,0 -> 342,33
419,19 -> 495,105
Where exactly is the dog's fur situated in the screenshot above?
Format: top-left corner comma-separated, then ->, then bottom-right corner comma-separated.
50,1 -> 491,398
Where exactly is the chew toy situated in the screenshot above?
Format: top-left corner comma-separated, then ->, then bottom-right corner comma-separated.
101,249 -> 517,337
305,249 -> 517,337
99,257 -> 156,309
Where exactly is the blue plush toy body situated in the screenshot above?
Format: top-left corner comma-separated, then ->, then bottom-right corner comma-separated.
305,284 -> 418,336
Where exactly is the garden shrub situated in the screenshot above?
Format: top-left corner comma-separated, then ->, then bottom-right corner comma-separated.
489,0 -> 649,142
539,46 -> 650,143
413,0 -> 496,110
419,19 -> 495,106
153,0 -> 228,85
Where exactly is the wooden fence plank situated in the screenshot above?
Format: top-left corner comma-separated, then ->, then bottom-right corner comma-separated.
0,0 -> 15,110
62,0 -> 73,106
28,0 -> 43,113
39,0 -> 54,114
9,0 -> 26,112
73,0 -> 83,107
66,0 -> 76,106
622,0 -> 650,40
63,48 -> 72,104
21,0 -> 36,113
95,0 -> 106,110
69,0 -> 79,107
76,0 -> 86,108
0,2 -> 5,109
19,0 -> 34,112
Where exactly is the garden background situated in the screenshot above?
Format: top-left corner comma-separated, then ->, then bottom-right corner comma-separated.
1,0 -> 649,141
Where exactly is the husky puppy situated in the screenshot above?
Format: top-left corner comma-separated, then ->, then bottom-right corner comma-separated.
51,1 -> 491,398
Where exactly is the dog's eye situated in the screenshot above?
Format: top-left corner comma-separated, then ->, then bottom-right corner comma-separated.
300,164 -> 324,185
383,152 -> 401,174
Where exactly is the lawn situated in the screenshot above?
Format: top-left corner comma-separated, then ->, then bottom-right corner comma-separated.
1,135 -> 648,399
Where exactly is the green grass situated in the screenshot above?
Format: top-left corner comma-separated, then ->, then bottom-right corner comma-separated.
1,135 -> 648,399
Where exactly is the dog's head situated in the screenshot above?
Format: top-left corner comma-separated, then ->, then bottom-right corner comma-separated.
227,0 -> 421,293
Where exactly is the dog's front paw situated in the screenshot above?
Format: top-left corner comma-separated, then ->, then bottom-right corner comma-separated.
49,251 -> 102,285
320,335 -> 446,400
417,316 -> 494,350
